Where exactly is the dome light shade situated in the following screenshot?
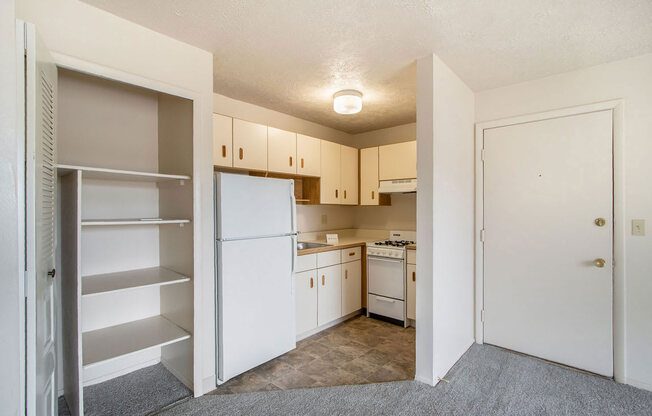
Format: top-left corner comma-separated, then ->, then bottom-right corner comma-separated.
333,90 -> 362,115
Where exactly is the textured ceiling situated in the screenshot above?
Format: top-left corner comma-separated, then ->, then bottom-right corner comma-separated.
81,0 -> 652,133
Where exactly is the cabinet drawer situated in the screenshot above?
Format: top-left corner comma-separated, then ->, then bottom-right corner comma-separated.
317,249 -> 341,268
407,249 -> 416,265
368,294 -> 405,321
341,247 -> 361,262
296,253 -> 317,273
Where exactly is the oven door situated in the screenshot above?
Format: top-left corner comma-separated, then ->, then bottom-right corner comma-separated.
367,256 -> 405,300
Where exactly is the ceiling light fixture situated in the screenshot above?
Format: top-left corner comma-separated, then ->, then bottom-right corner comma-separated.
333,90 -> 363,115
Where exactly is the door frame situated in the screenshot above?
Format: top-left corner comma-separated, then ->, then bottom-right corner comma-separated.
474,99 -> 625,382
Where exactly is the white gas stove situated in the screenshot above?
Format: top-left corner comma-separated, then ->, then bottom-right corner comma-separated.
366,231 -> 416,327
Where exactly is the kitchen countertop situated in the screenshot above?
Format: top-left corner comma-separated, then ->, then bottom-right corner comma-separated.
297,237 -> 374,256
406,244 -> 417,250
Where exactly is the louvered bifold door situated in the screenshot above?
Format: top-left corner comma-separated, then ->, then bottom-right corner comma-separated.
23,21 -> 59,416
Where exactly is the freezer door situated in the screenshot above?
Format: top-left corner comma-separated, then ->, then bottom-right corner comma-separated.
217,236 -> 296,382
215,173 -> 295,240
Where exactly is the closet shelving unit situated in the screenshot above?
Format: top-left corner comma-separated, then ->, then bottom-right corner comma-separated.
60,163 -> 195,415
57,70 -> 197,416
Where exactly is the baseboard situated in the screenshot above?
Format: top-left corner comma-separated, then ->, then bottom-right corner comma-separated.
200,375 -> 216,397
296,310 -> 362,341
414,374 -> 439,386
624,377 -> 652,392
161,358 -> 193,391
83,357 -> 160,387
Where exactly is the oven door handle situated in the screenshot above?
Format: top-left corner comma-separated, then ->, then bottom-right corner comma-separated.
367,256 -> 404,263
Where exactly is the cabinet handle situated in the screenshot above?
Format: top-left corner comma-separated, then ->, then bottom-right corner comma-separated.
310,277 -> 314,288
239,147 -> 243,160
289,156 -> 293,166
349,252 -> 355,257
345,269 -> 348,279
322,275 -> 325,286
344,190 -> 347,199
335,189 -> 338,198
301,158 -> 304,168
222,145 -> 227,158
371,191 -> 375,200
412,271 -> 416,282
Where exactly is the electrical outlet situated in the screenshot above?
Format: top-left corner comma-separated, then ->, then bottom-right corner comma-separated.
321,214 -> 327,225
632,219 -> 645,236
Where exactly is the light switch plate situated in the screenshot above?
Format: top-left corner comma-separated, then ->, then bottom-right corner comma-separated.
632,219 -> 645,236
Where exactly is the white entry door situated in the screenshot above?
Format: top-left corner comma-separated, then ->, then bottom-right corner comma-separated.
483,110 -> 613,377
22,21 -> 59,415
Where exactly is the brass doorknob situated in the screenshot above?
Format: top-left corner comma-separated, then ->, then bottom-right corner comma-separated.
595,218 -> 606,227
593,258 -> 606,268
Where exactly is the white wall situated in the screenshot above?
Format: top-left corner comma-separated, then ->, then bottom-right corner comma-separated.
416,54 -> 475,385
475,53 -> 652,391
16,0 -> 216,395
0,1 -> 24,414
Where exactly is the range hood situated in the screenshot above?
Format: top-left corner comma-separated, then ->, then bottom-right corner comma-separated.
378,179 -> 417,194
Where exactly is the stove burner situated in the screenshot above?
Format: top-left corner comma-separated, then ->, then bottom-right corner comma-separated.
374,240 -> 415,247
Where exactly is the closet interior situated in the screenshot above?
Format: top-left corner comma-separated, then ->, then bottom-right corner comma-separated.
56,69 -> 195,415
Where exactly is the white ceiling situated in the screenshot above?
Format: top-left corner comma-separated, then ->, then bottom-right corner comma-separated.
82,0 -> 652,133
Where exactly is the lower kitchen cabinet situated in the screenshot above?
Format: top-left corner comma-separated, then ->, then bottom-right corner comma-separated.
295,270 -> 318,334
317,264 -> 342,326
342,260 -> 362,316
407,258 -> 416,321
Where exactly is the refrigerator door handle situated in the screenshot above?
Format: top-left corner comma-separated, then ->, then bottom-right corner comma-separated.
291,234 -> 297,294
290,193 -> 297,235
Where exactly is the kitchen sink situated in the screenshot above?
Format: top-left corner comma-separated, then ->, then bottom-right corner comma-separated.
297,242 -> 330,250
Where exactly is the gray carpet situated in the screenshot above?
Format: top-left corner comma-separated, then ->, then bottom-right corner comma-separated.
59,363 -> 191,415
160,344 -> 652,415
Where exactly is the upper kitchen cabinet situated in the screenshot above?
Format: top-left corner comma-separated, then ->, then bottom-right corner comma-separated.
213,114 -> 233,168
233,119 -> 268,171
267,127 -> 297,174
296,134 -> 321,177
340,145 -> 358,205
379,141 -> 417,180
320,140 -> 341,204
361,147 -> 391,206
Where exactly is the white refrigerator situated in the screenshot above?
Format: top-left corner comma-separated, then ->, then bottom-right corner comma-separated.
215,173 -> 297,383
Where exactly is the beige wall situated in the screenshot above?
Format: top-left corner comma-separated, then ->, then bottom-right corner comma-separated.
214,93 -> 352,145
475,53 -> 652,391
58,69 -> 159,170
354,193 -> 416,231
353,122 -> 416,149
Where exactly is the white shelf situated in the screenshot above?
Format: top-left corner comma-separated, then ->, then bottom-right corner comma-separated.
57,164 -> 191,182
82,316 -> 191,368
82,267 -> 190,297
81,218 -> 190,226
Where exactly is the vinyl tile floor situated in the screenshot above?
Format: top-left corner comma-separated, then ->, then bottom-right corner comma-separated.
209,315 -> 415,395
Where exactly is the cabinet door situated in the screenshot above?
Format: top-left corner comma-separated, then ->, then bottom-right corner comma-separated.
295,270 -> 318,335
319,140 -> 341,204
233,119 -> 268,171
268,127 -> 297,174
213,114 -> 233,167
360,147 -> 379,205
379,141 -> 417,180
297,134 -> 320,177
342,260 -> 362,316
317,264 -> 342,326
340,145 -> 359,205
407,264 -> 416,320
